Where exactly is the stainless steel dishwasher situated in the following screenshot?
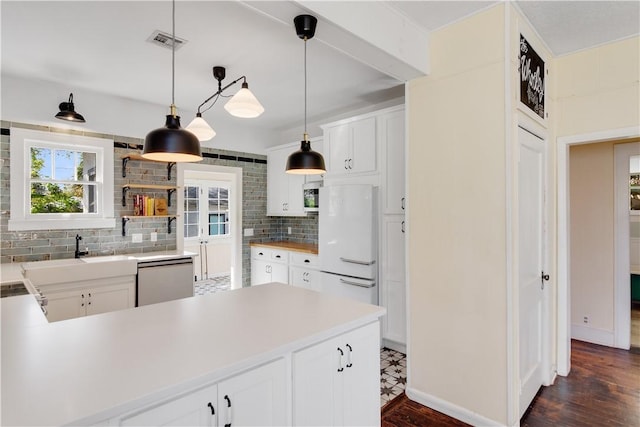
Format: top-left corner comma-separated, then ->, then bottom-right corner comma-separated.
137,257 -> 194,306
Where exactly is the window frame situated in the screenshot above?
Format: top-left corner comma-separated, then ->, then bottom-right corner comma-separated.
9,128 -> 115,231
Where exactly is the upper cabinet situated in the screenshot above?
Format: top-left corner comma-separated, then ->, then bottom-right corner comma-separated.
324,116 -> 377,176
380,108 -> 406,215
267,138 -> 323,217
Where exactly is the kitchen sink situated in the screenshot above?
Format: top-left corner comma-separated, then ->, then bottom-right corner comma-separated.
22,257 -> 138,285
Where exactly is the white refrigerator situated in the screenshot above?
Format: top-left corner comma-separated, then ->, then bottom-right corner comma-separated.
319,184 -> 378,305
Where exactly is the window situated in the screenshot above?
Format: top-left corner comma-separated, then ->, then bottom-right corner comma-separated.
183,182 -> 231,239
9,128 -> 115,230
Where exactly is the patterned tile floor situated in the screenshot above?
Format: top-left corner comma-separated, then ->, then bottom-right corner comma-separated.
194,275 -> 231,295
194,277 -> 407,407
380,347 -> 407,407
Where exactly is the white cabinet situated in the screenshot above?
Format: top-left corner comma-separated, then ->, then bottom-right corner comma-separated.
289,253 -> 321,292
267,142 -> 311,216
293,322 -> 380,427
381,108 -> 406,215
324,117 -> 377,176
251,247 -> 289,286
380,216 -> 406,347
44,279 -> 135,322
119,359 -> 287,427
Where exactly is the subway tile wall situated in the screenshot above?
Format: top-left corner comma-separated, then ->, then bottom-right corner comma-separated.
0,121 -> 319,287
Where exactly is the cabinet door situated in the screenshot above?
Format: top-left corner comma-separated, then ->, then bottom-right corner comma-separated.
45,289 -> 86,322
293,336 -> 343,426
382,109 -> 405,214
341,322 -> 381,427
350,117 -> 377,174
289,266 -> 321,292
86,281 -> 135,316
120,384 -> 217,426
251,259 -> 272,286
267,147 -> 289,216
270,262 -> 289,284
327,124 -> 350,174
217,359 -> 287,427
381,216 -> 407,345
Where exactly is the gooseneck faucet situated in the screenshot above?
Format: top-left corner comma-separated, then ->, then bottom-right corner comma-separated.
75,234 -> 89,258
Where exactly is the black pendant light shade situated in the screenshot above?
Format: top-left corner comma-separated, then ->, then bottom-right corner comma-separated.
55,93 -> 85,123
143,114 -> 202,162
286,139 -> 326,174
286,14 -> 326,175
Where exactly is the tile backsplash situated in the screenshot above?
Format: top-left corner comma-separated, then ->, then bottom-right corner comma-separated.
0,121 -> 318,287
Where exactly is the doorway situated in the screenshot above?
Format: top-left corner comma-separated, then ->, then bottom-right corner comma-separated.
557,127 -> 640,375
630,154 -> 640,348
177,164 -> 243,290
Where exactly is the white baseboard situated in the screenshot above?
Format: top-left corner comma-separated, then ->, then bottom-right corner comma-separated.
405,387 -> 507,427
571,323 -> 614,347
382,338 -> 406,354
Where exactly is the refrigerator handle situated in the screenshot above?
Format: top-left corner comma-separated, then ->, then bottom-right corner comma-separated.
340,278 -> 375,288
339,257 -> 376,266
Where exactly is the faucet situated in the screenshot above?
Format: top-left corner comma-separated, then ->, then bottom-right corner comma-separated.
75,234 -> 89,258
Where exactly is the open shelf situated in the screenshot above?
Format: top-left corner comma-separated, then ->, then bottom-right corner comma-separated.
122,154 -> 176,180
121,215 -> 178,237
122,184 -> 179,207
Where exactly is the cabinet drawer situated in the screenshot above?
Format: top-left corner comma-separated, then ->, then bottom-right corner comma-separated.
290,252 -> 319,268
251,247 -> 289,263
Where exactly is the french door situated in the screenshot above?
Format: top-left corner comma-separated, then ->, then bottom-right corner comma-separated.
184,180 -> 232,282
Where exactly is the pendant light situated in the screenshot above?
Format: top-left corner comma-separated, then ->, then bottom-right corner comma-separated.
286,15 -> 326,175
55,93 -> 85,123
186,66 -> 264,142
143,0 -> 202,163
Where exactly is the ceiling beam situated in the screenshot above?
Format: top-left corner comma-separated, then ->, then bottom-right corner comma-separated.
241,1 -> 429,81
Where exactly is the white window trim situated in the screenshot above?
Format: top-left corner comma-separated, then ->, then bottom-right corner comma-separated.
9,128 -> 115,231
183,180 -> 232,241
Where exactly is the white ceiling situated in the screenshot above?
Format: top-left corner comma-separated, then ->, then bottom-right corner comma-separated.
1,1 -> 638,139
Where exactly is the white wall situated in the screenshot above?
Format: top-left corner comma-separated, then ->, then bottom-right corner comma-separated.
407,4 -> 510,425
1,73 -> 279,154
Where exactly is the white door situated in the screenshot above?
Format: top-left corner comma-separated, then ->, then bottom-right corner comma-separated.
518,126 -> 547,416
184,181 -> 232,283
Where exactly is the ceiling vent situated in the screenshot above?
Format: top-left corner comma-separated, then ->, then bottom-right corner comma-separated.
147,30 -> 187,50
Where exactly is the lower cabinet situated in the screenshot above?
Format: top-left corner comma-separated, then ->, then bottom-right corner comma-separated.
293,322 -> 380,426
44,278 -> 135,322
380,215 -> 406,348
119,359 -> 287,426
289,266 -> 321,292
251,259 -> 289,286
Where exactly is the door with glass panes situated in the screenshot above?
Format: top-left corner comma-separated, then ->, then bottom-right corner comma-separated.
183,181 -> 233,283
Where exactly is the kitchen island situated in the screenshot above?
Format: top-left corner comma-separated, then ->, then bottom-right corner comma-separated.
1,282 -> 384,426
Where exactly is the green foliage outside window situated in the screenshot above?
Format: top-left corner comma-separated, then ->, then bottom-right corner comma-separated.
30,148 -> 84,214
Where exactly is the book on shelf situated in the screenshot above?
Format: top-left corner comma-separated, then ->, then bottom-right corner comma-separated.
133,195 -> 157,216
154,198 -> 168,216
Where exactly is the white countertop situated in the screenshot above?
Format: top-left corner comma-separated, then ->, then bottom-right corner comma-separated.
1,283 -> 384,426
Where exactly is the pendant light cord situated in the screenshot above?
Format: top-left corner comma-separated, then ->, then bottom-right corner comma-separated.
171,0 -> 176,111
304,37 -> 308,140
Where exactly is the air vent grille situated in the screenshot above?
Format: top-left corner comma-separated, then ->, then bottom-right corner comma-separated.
147,30 -> 187,50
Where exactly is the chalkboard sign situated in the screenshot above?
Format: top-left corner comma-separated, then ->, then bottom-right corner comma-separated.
519,35 -> 545,119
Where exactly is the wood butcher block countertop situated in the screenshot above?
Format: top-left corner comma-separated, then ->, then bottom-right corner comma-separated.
250,241 -> 318,254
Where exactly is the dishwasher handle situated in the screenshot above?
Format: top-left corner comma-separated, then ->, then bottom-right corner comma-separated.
138,258 -> 193,269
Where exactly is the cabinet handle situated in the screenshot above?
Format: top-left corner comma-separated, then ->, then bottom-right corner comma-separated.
266,265 -> 271,274
304,259 -> 310,263
81,294 -> 85,307
337,347 -> 344,372
401,197 -> 405,210
207,402 -> 215,415
345,343 -> 353,368
348,158 -> 353,169
275,255 -> 281,259
224,395 -> 232,427
401,221 -> 405,233
258,252 -> 264,256
88,293 -> 92,306
344,159 -> 348,170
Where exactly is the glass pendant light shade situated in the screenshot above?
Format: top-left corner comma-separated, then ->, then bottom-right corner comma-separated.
224,82 -> 264,118
286,139 -> 326,175
186,113 -> 216,141
143,114 -> 202,162
55,93 -> 85,123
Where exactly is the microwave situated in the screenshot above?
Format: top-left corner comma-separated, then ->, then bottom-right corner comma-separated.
303,182 -> 320,212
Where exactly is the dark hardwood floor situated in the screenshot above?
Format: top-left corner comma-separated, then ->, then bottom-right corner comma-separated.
382,340 -> 640,426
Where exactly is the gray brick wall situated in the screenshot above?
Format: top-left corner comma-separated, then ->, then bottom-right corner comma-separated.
0,121 -> 318,287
